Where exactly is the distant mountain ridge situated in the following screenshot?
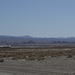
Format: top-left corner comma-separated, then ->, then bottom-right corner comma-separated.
0,35 -> 74,39
0,35 -> 75,45
20,35 -> 33,38
0,35 -> 33,38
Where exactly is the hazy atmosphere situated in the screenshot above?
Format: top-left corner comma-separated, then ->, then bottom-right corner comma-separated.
0,0 -> 75,37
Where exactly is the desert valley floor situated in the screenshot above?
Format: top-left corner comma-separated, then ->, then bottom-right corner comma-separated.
0,45 -> 75,75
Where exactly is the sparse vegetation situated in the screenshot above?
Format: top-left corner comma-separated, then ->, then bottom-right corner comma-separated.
67,54 -> 73,58
0,58 -> 4,62
0,46 -> 75,61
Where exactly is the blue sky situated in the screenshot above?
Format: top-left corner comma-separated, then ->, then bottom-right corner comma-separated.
0,0 -> 75,37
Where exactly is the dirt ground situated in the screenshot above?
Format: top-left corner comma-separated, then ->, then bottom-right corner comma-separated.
0,56 -> 75,75
0,46 -> 75,75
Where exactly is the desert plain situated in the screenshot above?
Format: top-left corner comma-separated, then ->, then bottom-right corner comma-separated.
0,45 -> 75,75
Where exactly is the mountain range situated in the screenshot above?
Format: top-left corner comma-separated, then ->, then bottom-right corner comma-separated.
0,35 -> 75,45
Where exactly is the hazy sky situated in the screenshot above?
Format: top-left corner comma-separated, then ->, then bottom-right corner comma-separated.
0,0 -> 75,37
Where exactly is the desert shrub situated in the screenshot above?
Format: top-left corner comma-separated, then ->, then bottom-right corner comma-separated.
37,56 -> 45,61
67,54 -> 73,58
0,58 -> 4,62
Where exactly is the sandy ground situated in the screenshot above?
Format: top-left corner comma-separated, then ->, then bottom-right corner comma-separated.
0,56 -> 75,75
